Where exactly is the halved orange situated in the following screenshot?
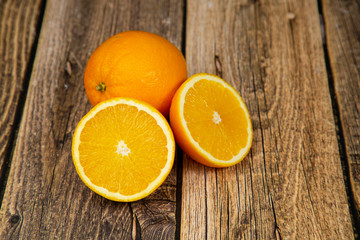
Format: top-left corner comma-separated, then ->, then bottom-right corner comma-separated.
170,73 -> 253,168
72,98 -> 175,201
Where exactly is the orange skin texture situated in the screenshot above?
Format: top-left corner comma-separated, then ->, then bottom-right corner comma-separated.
84,31 -> 187,116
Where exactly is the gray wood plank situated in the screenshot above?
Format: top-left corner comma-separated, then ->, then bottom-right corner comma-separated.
322,0 -> 360,226
181,0 -> 354,238
0,0 -> 44,202
0,0 -> 183,239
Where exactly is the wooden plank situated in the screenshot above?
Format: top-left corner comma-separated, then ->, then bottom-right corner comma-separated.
181,0 -> 354,239
0,0 -> 44,199
0,0 -> 183,239
322,0 -> 360,220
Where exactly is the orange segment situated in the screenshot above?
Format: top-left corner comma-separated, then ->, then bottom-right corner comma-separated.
170,73 -> 253,168
72,98 -> 175,201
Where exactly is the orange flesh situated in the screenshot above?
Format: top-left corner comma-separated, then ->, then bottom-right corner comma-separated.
183,79 -> 249,160
78,104 -> 168,195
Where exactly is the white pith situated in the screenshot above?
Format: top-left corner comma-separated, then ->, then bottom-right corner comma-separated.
116,140 -> 131,156
212,111 -> 221,124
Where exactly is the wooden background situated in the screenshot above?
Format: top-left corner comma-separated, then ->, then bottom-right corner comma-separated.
0,0 -> 359,239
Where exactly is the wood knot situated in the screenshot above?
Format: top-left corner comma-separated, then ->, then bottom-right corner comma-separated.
9,214 -> 20,224
65,52 -> 83,77
65,61 -> 72,76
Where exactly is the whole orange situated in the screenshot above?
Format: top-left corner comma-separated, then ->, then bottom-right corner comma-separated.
84,31 -> 187,116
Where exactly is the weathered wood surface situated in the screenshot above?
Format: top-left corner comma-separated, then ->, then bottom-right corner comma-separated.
322,0 -> 360,220
181,0 -> 354,239
0,0 -> 43,200
1,0 -> 359,239
0,0 -> 183,239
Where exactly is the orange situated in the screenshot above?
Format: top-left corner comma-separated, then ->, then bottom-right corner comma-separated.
84,31 -> 187,116
170,73 -> 253,168
72,97 -> 175,201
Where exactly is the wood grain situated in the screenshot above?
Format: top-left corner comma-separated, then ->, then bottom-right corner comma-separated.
0,0 -> 43,199
322,0 -> 360,221
0,0 -> 183,239
181,0 -> 354,239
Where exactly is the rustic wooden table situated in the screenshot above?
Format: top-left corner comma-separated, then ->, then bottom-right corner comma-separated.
0,0 -> 359,239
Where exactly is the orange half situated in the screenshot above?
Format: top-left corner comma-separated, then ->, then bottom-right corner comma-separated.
72,98 -> 175,201
170,73 -> 253,168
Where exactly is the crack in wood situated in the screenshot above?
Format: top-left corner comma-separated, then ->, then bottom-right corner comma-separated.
129,203 -> 142,240
317,0 -> 360,237
270,195 -> 281,240
204,166 -> 208,240
175,137 -> 184,238
214,55 -> 223,78
248,151 -> 257,238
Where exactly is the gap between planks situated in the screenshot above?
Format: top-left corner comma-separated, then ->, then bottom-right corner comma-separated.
317,0 -> 360,237
175,1 -> 187,238
0,0 -> 47,208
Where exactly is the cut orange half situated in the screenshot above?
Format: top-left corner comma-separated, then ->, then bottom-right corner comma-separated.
170,73 -> 253,168
72,98 -> 175,202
